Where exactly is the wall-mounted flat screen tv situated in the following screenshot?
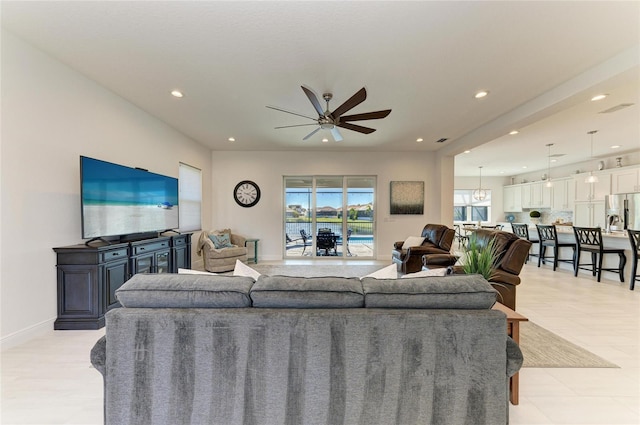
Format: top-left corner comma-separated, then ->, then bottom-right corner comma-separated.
81,156 -> 179,239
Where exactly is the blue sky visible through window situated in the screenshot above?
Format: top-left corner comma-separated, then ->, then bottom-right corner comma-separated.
287,188 -> 373,209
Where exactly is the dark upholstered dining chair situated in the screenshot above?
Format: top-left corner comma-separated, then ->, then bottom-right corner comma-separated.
573,226 -> 626,283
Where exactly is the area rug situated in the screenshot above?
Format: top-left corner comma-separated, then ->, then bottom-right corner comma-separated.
519,321 -> 618,368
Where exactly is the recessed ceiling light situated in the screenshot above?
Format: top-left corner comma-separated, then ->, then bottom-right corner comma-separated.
474,90 -> 489,99
322,138 -> 329,143
591,94 -> 608,101
464,150 -> 471,154
551,159 -> 557,163
522,166 -> 527,169
610,145 -> 621,149
171,90 -> 184,98
499,171 -> 505,174
228,137 -> 235,142
416,138 -> 423,143
509,130 -> 519,135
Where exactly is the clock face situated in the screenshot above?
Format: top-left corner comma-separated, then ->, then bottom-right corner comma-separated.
233,180 -> 260,207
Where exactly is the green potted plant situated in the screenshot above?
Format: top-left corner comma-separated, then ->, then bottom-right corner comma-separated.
462,233 -> 499,280
529,210 -> 541,225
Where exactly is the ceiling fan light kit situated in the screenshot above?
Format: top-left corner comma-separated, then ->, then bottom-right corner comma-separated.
267,85 -> 391,142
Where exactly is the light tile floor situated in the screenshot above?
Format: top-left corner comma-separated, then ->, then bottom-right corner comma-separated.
1,261 -> 638,424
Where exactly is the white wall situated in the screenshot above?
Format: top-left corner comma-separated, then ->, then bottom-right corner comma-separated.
0,31 -> 213,347
209,151 -> 448,261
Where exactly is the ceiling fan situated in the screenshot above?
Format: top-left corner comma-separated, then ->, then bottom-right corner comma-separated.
267,86 -> 391,142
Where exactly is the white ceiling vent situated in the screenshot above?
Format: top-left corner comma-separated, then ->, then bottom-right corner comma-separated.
599,103 -> 634,114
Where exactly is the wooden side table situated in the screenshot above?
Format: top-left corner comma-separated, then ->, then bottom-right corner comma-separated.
492,302 -> 528,405
244,238 -> 259,264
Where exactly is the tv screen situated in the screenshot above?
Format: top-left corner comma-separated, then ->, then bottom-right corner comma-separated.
81,156 -> 179,239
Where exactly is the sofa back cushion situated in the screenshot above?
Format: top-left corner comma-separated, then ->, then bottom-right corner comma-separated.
421,224 -> 454,251
362,274 -> 497,309
115,274 -> 254,308
250,276 -> 364,308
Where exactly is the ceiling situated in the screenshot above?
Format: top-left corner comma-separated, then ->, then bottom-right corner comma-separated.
2,1 -> 639,177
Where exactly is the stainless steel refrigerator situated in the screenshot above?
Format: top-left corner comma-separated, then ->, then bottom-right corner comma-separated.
605,193 -> 640,231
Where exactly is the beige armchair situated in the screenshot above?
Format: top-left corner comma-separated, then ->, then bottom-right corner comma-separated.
197,229 -> 248,272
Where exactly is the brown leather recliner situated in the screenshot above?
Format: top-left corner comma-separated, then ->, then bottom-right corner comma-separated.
392,224 -> 456,274
424,228 -> 531,310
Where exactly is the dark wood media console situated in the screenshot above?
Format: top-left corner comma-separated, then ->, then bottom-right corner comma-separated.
53,234 -> 191,330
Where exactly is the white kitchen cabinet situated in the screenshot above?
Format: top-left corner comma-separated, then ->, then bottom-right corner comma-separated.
551,177 -> 575,211
574,201 -> 605,228
530,182 -> 551,208
521,184 -> 532,208
610,166 -> 640,194
574,172 -> 611,202
503,185 -> 522,212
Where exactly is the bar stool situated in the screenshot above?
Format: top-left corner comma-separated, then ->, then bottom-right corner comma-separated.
536,224 -> 576,271
627,230 -> 640,290
573,226 -> 626,283
511,223 -> 538,263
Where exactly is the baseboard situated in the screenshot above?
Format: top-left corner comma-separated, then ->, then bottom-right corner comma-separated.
0,317 -> 55,351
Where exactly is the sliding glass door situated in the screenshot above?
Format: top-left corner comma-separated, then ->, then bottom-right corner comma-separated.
284,176 -> 375,258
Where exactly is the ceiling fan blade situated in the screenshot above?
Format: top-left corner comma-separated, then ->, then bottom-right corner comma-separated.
301,85 -> 325,116
266,105 -> 317,121
337,122 -> 376,134
330,87 -> 367,118
303,127 -> 321,140
339,109 -> 391,122
275,124 -> 320,129
331,127 -> 343,142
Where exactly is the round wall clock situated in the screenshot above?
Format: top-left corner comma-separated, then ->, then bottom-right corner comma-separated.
233,180 -> 261,207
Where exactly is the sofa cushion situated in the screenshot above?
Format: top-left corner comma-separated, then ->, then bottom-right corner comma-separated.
115,274 -> 254,308
209,232 -> 233,249
361,264 -> 398,279
250,275 -> 364,308
401,236 -> 426,250
233,260 -> 261,279
362,274 -> 497,309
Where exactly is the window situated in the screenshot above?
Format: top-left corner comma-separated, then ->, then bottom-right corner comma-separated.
178,163 -> 202,231
454,190 -> 491,223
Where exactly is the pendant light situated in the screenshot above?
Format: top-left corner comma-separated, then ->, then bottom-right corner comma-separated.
472,166 -> 487,201
585,130 -> 599,184
545,143 -> 554,188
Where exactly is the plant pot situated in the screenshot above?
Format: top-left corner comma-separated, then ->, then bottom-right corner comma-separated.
530,218 -> 540,225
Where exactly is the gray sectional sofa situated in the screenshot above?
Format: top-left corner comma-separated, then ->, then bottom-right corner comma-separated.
91,273 -> 523,425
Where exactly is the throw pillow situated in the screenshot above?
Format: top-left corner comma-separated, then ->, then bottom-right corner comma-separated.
178,268 -> 218,275
401,267 -> 451,278
361,264 -> 398,279
209,232 -> 233,249
233,260 -> 261,280
401,236 -> 426,250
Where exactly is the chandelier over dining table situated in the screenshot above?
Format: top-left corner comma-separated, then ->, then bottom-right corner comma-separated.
472,166 -> 487,201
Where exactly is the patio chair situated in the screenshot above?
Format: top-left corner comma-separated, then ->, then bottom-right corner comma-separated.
299,229 -> 312,255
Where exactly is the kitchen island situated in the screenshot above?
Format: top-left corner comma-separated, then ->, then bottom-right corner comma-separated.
521,225 -> 634,286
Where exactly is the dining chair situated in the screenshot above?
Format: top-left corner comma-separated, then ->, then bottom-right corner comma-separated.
626,229 -> 639,290
511,223 -> 539,264
453,224 -> 468,248
573,226 -> 626,283
536,224 -> 576,271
